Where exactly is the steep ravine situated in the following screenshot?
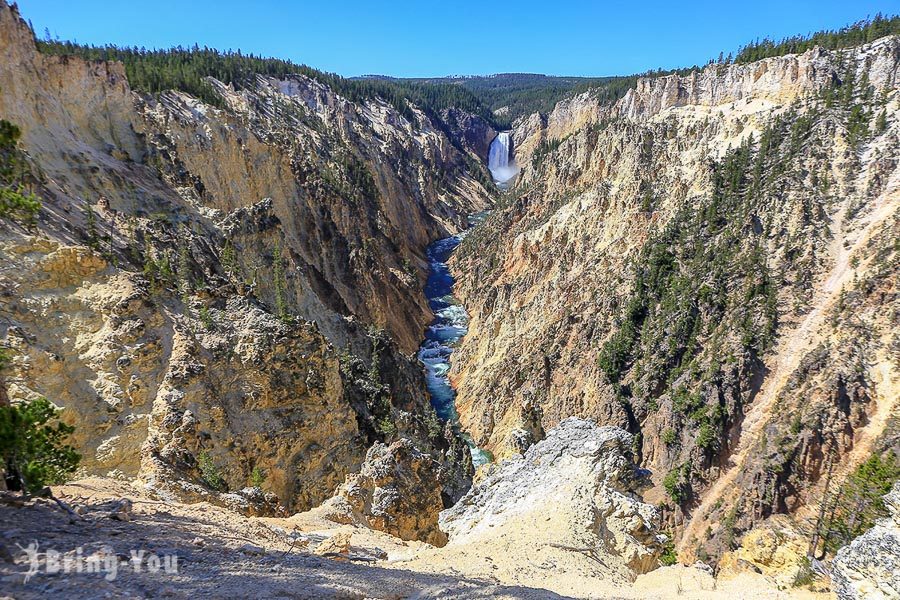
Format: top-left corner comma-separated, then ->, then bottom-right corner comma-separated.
414,130 -> 519,468
450,36 -> 900,563
2,0 -> 900,594
417,212 -> 492,467
0,0 -> 494,518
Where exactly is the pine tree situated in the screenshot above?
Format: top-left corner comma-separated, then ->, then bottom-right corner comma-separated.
875,109 -> 888,133
822,452 -> 900,554
0,119 -> 40,226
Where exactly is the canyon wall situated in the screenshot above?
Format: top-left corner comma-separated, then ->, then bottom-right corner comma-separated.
0,2 -> 491,516
452,37 -> 900,560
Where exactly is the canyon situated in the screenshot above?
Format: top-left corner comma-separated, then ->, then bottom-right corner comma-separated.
451,36 -> 900,566
0,1 -> 898,598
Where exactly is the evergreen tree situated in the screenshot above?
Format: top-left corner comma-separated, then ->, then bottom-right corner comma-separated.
735,14 -> 900,64
821,452 -> 900,554
0,118 -> 40,225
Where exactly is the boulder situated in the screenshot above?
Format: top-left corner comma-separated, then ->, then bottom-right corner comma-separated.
718,515 -> 810,588
321,439 -> 448,546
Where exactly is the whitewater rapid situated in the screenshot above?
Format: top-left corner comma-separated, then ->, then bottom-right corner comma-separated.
417,213 -> 492,467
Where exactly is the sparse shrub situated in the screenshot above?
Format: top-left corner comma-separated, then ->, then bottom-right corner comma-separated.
662,428 -> 677,446
199,305 -> 214,330
846,104 -> 870,147
721,504 -> 740,549
375,415 -> 397,438
249,466 -> 266,488
144,248 -> 175,292
0,186 -> 40,225
821,451 -> 900,554
83,202 -> 100,250
159,253 -> 173,280
0,118 -> 41,226
664,462 -> 691,504
426,411 -> 443,441
659,534 -> 678,566
663,470 -> 681,503
640,189 -> 654,213
220,239 -> 240,279
197,450 -> 226,491
696,422 -> 716,450
401,257 -> 416,282
598,326 -> 634,383
792,556 -> 816,588
875,109 -> 888,133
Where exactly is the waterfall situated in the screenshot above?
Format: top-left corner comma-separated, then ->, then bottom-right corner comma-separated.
488,132 -> 511,170
488,132 -> 518,184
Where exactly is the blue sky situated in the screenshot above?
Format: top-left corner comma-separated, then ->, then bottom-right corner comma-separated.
16,0 -> 900,77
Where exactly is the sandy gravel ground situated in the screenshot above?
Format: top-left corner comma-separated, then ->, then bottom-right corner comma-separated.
0,478 -> 831,599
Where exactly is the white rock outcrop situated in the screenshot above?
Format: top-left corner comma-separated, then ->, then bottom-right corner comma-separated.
832,481 -> 900,600
440,418 -> 664,578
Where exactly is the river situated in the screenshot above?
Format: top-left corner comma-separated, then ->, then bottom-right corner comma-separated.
417,212 -> 492,467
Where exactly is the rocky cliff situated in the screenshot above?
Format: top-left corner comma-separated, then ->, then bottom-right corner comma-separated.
451,36 -> 900,561
0,1 -> 492,521
832,481 -> 900,599
440,418 -> 664,577
316,437 -> 451,546
395,418 -> 669,596
2,0 -> 900,591
2,420 -> 755,599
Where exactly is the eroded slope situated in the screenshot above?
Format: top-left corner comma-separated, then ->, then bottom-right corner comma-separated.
0,1 -> 492,517
451,37 -> 900,560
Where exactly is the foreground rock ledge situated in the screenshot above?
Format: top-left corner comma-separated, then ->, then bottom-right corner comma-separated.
832,481 -> 900,600
439,418 -> 665,579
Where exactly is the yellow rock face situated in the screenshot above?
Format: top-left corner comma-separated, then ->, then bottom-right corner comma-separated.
451,33 -> 900,564
39,246 -> 108,288
0,1 -> 487,514
719,517 -> 809,588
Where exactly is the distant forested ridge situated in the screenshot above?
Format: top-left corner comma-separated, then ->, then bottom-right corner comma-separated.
360,73 -> 689,129
372,69 -> 708,129
32,13 -> 900,132
388,74 -> 629,128
735,14 -> 900,64
34,38 -> 496,124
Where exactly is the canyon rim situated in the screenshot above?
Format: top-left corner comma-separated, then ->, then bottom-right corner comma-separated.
0,2 -> 899,599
